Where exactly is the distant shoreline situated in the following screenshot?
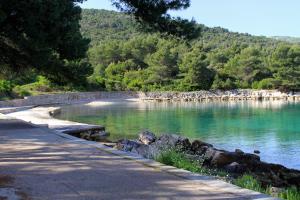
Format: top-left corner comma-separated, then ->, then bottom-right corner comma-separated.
0,89 -> 299,108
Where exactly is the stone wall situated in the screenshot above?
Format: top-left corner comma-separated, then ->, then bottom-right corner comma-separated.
140,90 -> 300,102
0,90 -> 299,108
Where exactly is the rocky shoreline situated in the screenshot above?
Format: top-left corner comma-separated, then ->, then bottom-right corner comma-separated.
3,100 -> 300,192
140,90 -> 300,102
1,89 -> 300,108
70,128 -> 300,189
109,131 -> 300,189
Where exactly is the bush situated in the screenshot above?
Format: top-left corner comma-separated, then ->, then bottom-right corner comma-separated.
234,175 -> 300,200
278,187 -> 300,200
0,80 -> 13,99
156,149 -> 202,173
252,78 -> 280,89
0,80 -> 13,94
13,85 -> 31,97
87,75 -> 106,90
12,76 -> 54,97
155,148 -> 227,177
234,175 -> 264,193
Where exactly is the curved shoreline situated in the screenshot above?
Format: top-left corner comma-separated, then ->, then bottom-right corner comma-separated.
3,99 -> 300,195
6,106 -> 105,134
0,89 -> 299,108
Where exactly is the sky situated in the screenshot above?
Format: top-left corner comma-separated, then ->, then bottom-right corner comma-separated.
80,0 -> 300,37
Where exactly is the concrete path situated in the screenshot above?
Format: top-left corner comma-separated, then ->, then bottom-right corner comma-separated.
0,119 -> 276,200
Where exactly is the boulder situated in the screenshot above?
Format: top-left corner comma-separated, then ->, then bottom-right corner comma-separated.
177,138 -> 192,152
151,134 -> 189,150
191,140 -> 213,155
79,130 -> 109,141
224,162 -> 246,173
90,131 -> 110,141
268,187 -> 284,197
138,130 -> 156,145
210,151 -> 236,167
235,149 -> 244,155
204,148 -> 259,168
142,134 -> 191,158
134,144 -> 151,158
80,132 -> 91,140
237,153 -> 260,165
115,139 -> 141,152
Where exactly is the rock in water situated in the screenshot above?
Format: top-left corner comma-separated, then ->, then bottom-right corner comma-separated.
254,150 -> 260,154
138,130 -> 156,145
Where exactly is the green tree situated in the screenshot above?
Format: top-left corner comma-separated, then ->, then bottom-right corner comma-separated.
271,45 -> 300,91
179,47 -> 215,90
0,0 -> 92,84
105,59 -> 138,90
111,0 -> 200,39
224,47 -> 271,88
146,40 -> 179,85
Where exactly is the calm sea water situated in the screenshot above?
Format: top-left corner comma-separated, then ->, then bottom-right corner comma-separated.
56,101 -> 300,169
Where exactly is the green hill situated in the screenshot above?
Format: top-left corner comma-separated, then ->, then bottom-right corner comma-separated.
81,9 -> 279,47
81,9 -> 299,92
3,9 -> 299,100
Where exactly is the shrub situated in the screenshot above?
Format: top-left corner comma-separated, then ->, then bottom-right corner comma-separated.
155,148 -> 227,177
0,80 -> 13,99
87,75 -> 106,90
234,175 -> 264,193
12,76 -> 54,97
252,78 -> 280,89
13,85 -> 31,97
0,80 -> 13,94
278,187 -> 300,200
234,175 -> 300,200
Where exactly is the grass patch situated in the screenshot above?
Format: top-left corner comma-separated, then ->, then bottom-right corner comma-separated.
277,187 -> 300,200
233,174 -> 265,193
155,148 -> 227,177
155,149 -> 300,200
234,175 -> 300,200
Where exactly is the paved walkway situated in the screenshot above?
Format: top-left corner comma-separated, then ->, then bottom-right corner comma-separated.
0,119 -> 275,200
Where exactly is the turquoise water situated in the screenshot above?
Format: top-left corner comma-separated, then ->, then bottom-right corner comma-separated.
56,101 -> 300,169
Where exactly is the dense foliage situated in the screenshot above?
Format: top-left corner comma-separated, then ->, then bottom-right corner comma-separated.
0,0 -> 92,85
1,5 -> 300,98
1,0 -> 197,99
83,9 -> 300,92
